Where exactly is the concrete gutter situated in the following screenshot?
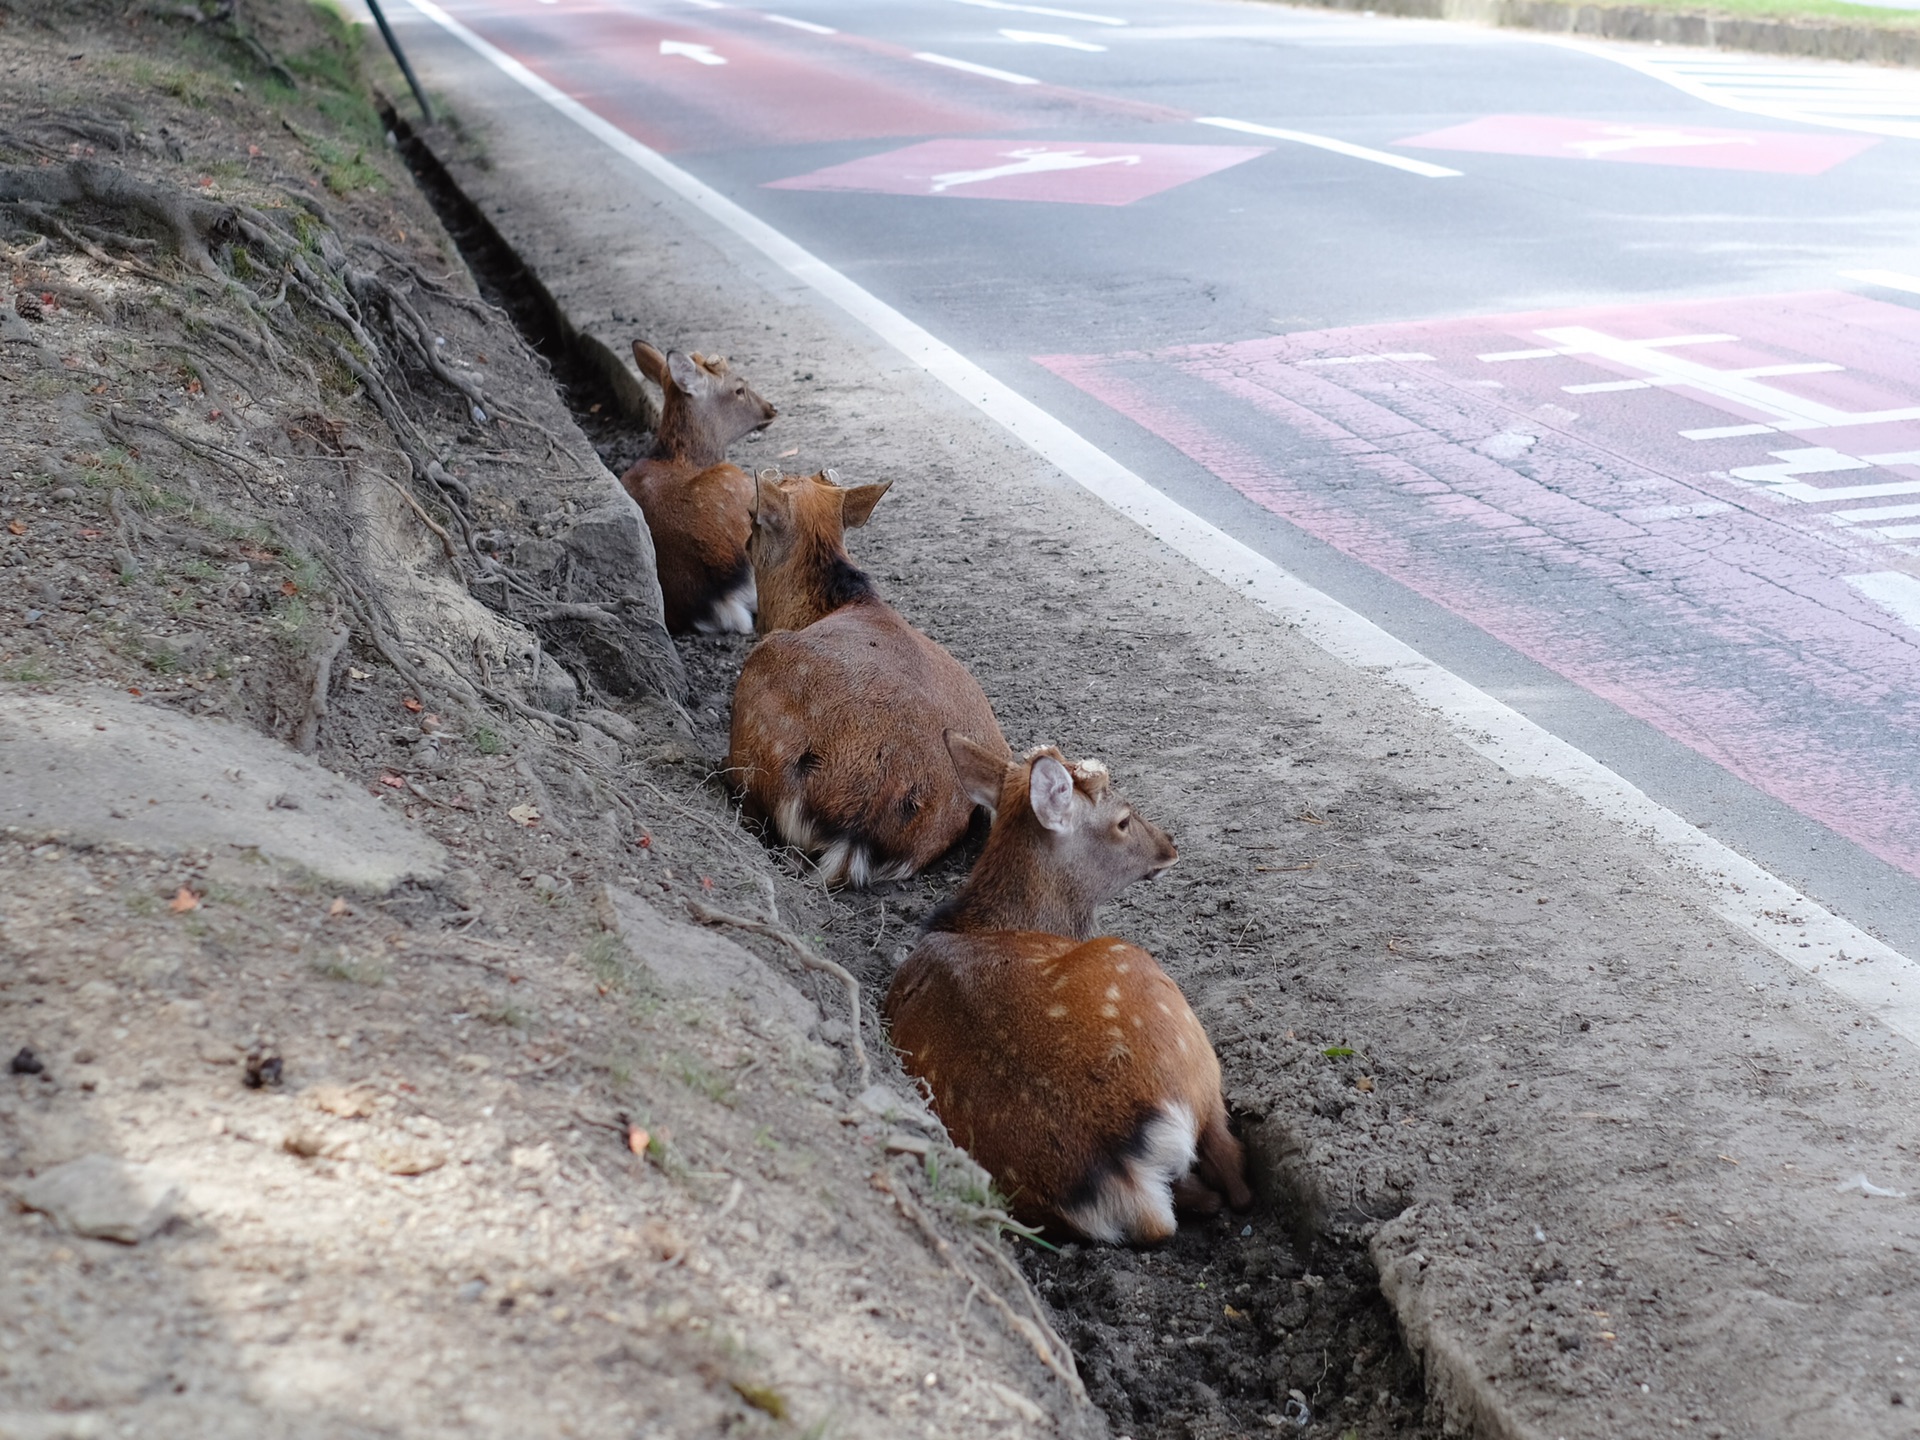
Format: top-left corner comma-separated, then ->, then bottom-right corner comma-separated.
1271,0 -> 1920,66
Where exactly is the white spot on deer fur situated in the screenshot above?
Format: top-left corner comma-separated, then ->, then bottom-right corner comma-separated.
1058,1102 -> 1194,1245
1115,961 -> 1131,974
1104,984 -> 1120,1001
1099,1004 -> 1118,1019
1132,1015 -> 1144,1028
1157,1001 -> 1172,1015
1053,976 -> 1071,992
1046,1003 -> 1068,1019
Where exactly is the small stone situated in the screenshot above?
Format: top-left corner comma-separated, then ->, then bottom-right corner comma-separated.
17,1153 -> 180,1243
9,1047 -> 44,1075
51,486 -> 78,502
71,1049 -> 95,1065
244,1048 -> 283,1089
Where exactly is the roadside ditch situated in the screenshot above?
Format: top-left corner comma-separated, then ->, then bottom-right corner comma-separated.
387,101 -> 1443,1440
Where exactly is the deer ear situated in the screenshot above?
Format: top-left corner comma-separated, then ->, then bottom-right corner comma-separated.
945,731 -> 1009,813
1029,756 -> 1076,833
838,480 -> 893,529
632,341 -> 667,385
751,471 -> 785,531
665,350 -> 708,397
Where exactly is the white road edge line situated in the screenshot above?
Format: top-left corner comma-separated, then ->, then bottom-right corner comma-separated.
948,0 -> 1127,25
1844,269 -> 1920,297
765,13 -> 835,34
1195,115 -> 1463,179
912,50 -> 1039,84
400,0 -> 1920,1050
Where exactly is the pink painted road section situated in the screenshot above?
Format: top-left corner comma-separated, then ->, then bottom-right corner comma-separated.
1037,291 -> 1920,877
766,140 -> 1270,206
1398,115 -> 1880,174
425,0 -> 1011,152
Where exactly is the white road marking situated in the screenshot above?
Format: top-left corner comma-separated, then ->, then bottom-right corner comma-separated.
1001,27 -> 1107,51
1845,269 -> 1920,297
1846,573 -> 1920,634
1832,500 -> 1920,525
947,0 -> 1126,24
765,13 -> 835,33
913,51 -> 1039,84
660,39 -> 726,63
1682,423 -> 1776,440
1565,124 -> 1757,156
399,0 -> 1920,1049
1539,39 -> 1920,139
1195,115 -> 1461,178
929,146 -> 1140,192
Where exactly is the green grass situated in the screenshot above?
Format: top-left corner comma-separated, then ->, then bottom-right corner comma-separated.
473,725 -> 505,756
1,659 -> 54,683
1622,0 -> 1920,20
673,1054 -> 737,1107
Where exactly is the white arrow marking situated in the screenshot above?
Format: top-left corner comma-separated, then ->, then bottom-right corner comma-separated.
1565,124 -> 1759,157
1000,28 -> 1107,51
929,146 -> 1140,192
660,39 -> 727,65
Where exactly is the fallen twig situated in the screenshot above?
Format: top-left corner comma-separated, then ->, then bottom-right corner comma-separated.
292,623 -> 350,754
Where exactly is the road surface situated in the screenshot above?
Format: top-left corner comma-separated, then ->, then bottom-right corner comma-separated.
385,0 -> 1920,957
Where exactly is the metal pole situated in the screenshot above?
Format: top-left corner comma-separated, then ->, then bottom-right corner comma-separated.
363,0 -> 435,126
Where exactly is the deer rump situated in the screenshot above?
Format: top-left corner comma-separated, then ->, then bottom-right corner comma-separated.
887,930 -> 1246,1245
622,460 -> 755,635
729,604 -> 1004,887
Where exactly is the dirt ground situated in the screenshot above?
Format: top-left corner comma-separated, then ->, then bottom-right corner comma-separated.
397,16 -> 1920,1438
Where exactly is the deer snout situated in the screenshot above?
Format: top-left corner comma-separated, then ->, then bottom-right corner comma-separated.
1144,828 -> 1177,879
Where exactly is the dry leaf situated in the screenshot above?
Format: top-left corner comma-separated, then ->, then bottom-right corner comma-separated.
379,773 -> 406,789
507,803 -> 540,827
627,1124 -> 650,1156
6,519 -> 25,537
347,667 -> 370,680
1356,1076 -> 1376,1093
327,897 -> 350,916
168,887 -> 200,914
401,697 -> 423,713
279,580 -> 297,597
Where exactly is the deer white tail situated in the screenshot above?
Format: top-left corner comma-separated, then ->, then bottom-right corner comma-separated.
1058,1102 -> 1196,1246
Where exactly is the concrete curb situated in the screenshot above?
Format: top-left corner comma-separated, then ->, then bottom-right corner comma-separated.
1271,0 -> 1920,67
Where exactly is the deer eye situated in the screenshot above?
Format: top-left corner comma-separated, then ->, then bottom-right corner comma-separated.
1117,814 -> 1131,833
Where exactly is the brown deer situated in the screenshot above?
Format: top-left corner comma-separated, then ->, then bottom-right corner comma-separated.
885,734 -> 1252,1245
618,342 -> 777,634
726,469 -> 1009,887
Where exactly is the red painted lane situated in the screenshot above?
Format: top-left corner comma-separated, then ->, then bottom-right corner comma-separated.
430,0 -> 1012,151
1037,292 -> 1920,877
766,139 -> 1269,206
1398,115 -> 1881,174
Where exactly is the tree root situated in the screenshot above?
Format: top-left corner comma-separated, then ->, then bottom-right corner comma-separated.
684,898 -> 871,1090
293,624 -> 351,754
872,1172 -> 1086,1404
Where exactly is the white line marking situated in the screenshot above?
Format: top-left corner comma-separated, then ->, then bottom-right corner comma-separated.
948,0 -> 1126,24
399,0 -> 1920,1049
1564,379 -> 1650,394
913,51 -> 1039,84
1683,424 -> 1776,440
660,39 -> 726,63
1479,347 -> 1561,362
1846,572 -> 1920,634
765,13 -> 835,33
1000,27 -> 1107,51
1831,501 -> 1920,525
1844,269 -> 1920,297
1195,115 -> 1462,178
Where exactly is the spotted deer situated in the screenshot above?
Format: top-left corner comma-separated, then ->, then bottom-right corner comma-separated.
885,733 -> 1252,1245
726,469 -> 1009,887
617,342 -> 777,634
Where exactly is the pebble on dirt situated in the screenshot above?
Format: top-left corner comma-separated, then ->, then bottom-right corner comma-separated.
16,1153 -> 182,1244
9,1046 -> 45,1076
243,1048 -> 283,1089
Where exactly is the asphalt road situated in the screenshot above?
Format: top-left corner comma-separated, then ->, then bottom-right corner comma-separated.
387,0 -> 1920,955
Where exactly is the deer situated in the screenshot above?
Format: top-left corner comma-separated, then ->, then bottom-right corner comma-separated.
885,733 -> 1252,1245
726,468 -> 1010,888
617,342 -> 778,634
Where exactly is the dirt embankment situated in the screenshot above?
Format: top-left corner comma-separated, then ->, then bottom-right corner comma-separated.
0,5 -> 1104,1437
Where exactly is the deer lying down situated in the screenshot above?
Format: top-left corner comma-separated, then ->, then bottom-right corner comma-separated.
617,342 -> 777,635
886,734 -> 1252,1245
726,470 -> 1009,888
